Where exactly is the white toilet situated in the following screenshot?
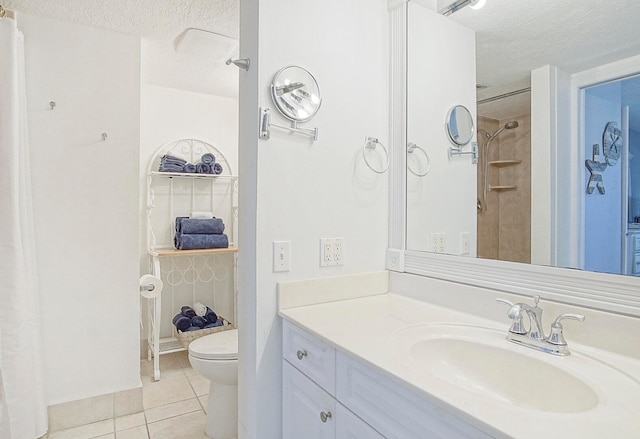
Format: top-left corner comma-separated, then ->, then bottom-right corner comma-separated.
188,329 -> 238,439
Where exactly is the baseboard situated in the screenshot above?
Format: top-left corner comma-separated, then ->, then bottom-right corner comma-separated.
48,386 -> 143,432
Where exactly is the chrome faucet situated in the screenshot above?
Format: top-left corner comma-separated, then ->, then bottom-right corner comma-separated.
497,295 -> 585,356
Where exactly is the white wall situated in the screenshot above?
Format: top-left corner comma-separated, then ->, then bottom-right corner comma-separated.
238,1 -> 389,437
19,14 -> 141,404
405,3 -> 477,256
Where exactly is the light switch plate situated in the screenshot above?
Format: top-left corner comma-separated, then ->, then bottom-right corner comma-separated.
273,241 -> 290,272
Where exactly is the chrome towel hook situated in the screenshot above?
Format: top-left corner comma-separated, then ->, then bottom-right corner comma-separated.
49,101 -> 56,110
362,137 -> 389,174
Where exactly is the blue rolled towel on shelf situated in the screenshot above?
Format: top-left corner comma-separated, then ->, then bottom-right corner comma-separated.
204,319 -> 224,329
175,217 -> 225,235
213,163 -> 223,175
201,153 -> 216,165
174,233 -> 229,250
172,314 -> 191,331
191,316 -> 207,328
183,163 -> 197,173
204,307 -> 218,324
181,306 -> 197,318
195,162 -> 213,174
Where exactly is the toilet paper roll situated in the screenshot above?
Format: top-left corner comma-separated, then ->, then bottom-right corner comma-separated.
139,274 -> 163,299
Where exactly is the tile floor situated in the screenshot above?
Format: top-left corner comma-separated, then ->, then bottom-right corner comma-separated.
46,351 -> 211,439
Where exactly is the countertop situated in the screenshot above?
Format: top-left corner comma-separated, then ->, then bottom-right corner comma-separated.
279,293 -> 640,439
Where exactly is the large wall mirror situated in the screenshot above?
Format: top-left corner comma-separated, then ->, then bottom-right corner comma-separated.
406,0 -> 640,281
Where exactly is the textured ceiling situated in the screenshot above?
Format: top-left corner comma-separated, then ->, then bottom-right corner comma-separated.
443,0 -> 640,91
5,0 -> 240,97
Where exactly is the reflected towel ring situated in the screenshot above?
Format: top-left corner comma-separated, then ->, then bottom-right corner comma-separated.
363,137 -> 389,174
407,142 -> 431,177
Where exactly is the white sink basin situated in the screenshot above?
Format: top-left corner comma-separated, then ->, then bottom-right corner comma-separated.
393,324 -> 638,414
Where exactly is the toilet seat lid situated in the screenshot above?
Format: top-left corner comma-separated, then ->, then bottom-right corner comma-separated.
189,329 -> 238,360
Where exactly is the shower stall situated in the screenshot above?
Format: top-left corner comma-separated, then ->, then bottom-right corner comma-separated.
476,90 -> 531,263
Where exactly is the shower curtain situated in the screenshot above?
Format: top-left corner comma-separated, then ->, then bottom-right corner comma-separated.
0,16 -> 48,439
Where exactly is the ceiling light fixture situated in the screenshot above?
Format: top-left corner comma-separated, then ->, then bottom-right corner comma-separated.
438,0 -> 486,16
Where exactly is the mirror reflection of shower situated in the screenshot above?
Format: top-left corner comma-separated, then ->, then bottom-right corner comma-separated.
476,88 -> 531,264
478,121 -> 519,211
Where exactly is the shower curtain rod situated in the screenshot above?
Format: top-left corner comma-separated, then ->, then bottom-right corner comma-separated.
477,87 -> 531,105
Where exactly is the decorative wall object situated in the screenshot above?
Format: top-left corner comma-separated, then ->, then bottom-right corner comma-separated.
602,121 -> 622,166
585,143 -> 607,194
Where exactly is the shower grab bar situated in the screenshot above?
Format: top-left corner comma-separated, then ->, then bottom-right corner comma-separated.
448,141 -> 478,164
259,107 -> 319,142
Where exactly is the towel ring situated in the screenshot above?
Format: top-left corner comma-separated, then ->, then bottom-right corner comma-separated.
362,137 -> 389,174
407,143 -> 431,177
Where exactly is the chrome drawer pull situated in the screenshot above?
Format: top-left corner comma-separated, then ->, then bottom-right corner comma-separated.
320,411 -> 332,423
296,350 -> 308,360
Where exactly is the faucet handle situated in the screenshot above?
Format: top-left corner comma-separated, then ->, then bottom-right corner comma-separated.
532,295 -> 540,306
547,313 -> 585,346
496,298 -> 527,335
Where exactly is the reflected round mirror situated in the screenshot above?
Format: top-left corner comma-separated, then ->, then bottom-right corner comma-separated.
445,105 -> 474,146
270,65 -> 322,122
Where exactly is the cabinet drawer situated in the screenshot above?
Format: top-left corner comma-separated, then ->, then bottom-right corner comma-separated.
283,320 -> 336,394
633,253 -> 640,275
336,351 -> 495,439
283,361 -> 336,439
634,235 -> 640,251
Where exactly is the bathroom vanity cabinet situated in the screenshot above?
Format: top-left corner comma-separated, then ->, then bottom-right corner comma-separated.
282,320 -> 489,439
144,139 -> 238,380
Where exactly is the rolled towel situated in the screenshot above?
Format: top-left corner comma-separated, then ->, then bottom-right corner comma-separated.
213,163 -> 223,175
195,162 -> 213,174
203,319 -> 224,329
174,233 -> 229,250
193,302 -> 207,317
185,326 -> 202,331
175,217 -> 225,234
181,306 -> 196,318
183,163 -> 197,173
191,316 -> 207,328
190,211 -> 214,219
201,153 -> 216,165
172,314 -> 191,332
204,307 -> 218,324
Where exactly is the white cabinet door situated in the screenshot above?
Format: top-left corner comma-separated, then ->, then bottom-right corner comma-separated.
336,403 -> 385,439
283,361 -> 336,439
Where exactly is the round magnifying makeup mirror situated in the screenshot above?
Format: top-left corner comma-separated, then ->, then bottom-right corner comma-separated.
270,66 -> 322,122
445,105 -> 474,146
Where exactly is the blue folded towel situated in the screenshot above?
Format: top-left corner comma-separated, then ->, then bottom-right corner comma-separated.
172,314 -> 191,331
201,153 -> 216,165
174,233 -> 229,250
183,163 -> 197,173
195,163 -> 211,174
204,319 -> 224,329
159,164 -> 186,172
181,306 -> 196,318
191,316 -> 207,328
185,326 -> 202,331
161,155 -> 187,165
175,217 -> 225,235
204,307 -> 218,324
213,163 -> 223,175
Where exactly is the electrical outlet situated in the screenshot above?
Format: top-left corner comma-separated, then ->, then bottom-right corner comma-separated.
460,232 -> 470,255
320,238 -> 344,266
273,241 -> 290,272
334,238 -> 344,265
430,232 -> 446,253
